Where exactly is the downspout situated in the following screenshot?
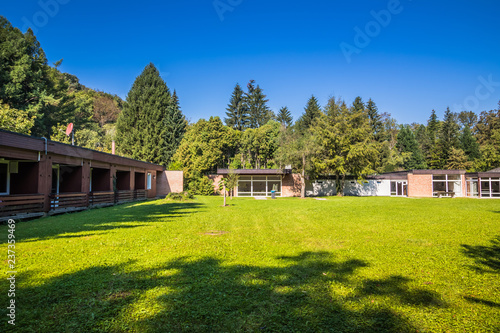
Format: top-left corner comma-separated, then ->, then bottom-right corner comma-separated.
41,137 -> 48,155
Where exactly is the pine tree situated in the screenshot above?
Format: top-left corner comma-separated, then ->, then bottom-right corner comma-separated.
436,107 -> 460,168
352,96 -> 365,113
396,125 -> 426,170
115,63 -> 171,165
426,110 -> 442,169
366,98 -> 384,141
276,106 -> 293,128
427,109 -> 439,143
460,126 -> 480,161
296,95 -> 321,133
163,90 -> 187,166
245,80 -> 271,128
224,83 -> 249,131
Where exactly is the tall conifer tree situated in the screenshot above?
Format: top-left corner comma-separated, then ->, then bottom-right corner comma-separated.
366,98 -> 384,141
245,80 -> 271,128
296,95 -> 321,133
163,90 -> 187,166
276,106 -> 293,128
224,83 -> 249,131
116,63 -> 172,165
436,108 -> 460,168
396,125 -> 426,170
460,126 -> 480,161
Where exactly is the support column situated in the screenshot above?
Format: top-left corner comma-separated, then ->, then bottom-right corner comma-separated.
82,160 -> 91,206
37,154 -> 52,213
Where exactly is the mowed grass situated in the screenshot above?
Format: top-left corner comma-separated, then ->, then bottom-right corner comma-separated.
1,196 -> 499,332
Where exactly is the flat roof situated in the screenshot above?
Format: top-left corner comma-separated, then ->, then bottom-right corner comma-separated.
0,129 -> 164,171
217,168 -> 291,175
466,172 -> 500,178
367,171 -> 409,180
411,169 -> 466,175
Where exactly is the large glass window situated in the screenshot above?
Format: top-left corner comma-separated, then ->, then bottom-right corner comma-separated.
390,181 -> 407,196
237,175 -> 282,197
479,178 -> 500,198
433,174 -> 462,197
0,162 -> 9,195
147,173 -> 152,190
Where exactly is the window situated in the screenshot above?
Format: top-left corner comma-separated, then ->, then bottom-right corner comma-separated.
479,178 -> 500,198
0,162 -> 9,195
466,178 -> 478,197
433,174 -> 462,197
51,165 -> 60,194
237,175 -> 282,197
391,181 -> 407,196
147,173 -> 152,190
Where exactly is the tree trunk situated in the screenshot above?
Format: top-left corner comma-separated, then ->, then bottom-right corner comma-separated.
223,184 -> 227,206
339,174 -> 345,197
301,153 -> 306,198
335,172 -> 340,196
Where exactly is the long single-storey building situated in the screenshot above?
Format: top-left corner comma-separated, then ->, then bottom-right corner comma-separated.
0,130 -> 183,221
215,168 -> 500,198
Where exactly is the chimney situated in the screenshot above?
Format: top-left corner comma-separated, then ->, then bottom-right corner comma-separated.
112,141 -> 116,155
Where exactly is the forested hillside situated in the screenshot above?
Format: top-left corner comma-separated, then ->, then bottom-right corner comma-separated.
0,16 -> 122,153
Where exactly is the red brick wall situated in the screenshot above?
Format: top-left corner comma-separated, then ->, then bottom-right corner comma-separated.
156,171 -> 184,197
146,169 -> 157,198
461,175 -> 466,197
408,174 -> 433,197
282,174 -> 302,197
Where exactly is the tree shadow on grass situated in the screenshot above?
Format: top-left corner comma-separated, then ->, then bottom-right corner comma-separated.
354,276 -> 447,307
463,296 -> 500,308
1,201 -> 204,244
461,236 -> 500,273
5,252 -> 451,332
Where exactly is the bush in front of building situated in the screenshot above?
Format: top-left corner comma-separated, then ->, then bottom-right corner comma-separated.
165,191 -> 194,201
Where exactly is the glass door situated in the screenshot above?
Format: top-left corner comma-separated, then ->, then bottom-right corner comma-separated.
391,181 -> 407,197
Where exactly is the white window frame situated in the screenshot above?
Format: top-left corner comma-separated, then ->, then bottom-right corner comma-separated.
432,174 -> 462,197
0,161 -> 10,195
390,180 -> 407,197
237,175 -> 282,197
479,177 -> 500,198
147,173 -> 152,190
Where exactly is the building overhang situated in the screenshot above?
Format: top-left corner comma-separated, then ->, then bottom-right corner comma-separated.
466,172 -> 500,178
0,129 -> 164,171
217,168 -> 292,175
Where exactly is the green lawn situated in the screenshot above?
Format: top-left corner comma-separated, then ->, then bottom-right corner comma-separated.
1,196 -> 499,332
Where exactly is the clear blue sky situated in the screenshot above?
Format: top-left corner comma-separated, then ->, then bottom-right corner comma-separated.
3,0 -> 500,125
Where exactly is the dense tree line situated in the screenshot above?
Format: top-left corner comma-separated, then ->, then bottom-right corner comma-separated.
174,93 -> 500,195
0,16 -> 126,152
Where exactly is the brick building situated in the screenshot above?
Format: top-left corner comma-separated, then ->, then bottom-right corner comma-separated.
0,130 -> 183,221
216,168 -> 499,198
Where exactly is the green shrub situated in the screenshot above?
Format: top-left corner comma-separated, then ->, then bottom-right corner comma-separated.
187,175 -> 215,196
165,191 -> 194,201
